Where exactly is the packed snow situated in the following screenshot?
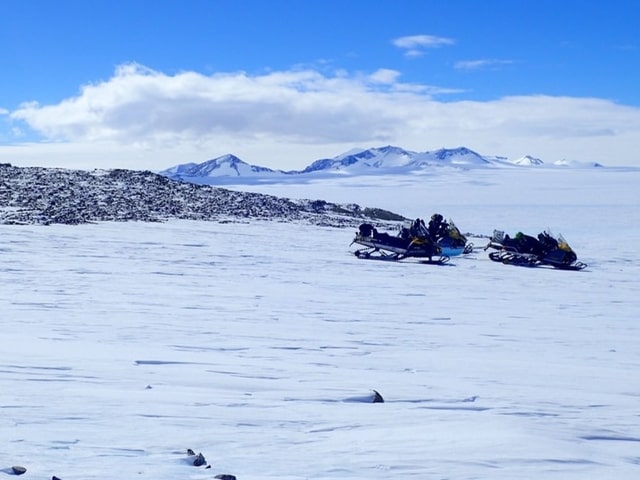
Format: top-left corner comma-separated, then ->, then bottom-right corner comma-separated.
1,166 -> 639,479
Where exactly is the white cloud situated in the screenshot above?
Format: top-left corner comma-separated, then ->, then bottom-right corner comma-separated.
392,34 -> 455,57
454,59 -> 515,70
392,34 -> 455,49
368,68 -> 401,85
9,63 -> 440,152
3,63 -> 640,170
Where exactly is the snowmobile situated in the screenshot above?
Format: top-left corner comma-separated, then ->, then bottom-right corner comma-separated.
484,229 -> 587,270
350,222 -> 447,264
426,214 -> 474,256
350,215 -> 472,264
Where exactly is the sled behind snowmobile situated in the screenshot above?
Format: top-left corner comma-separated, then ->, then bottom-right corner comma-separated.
485,229 -> 587,270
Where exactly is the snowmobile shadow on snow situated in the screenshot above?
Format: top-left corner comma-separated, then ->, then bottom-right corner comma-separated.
283,390 -> 384,404
283,391 -> 484,410
484,229 -> 587,270
350,214 -> 473,265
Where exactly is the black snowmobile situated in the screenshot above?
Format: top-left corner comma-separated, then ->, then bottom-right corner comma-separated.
350,215 -> 472,264
484,229 -> 587,270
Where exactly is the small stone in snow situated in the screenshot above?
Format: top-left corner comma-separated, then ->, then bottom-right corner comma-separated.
193,452 -> 207,466
372,389 -> 384,403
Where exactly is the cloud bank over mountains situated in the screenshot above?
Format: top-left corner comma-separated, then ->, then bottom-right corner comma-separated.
3,63 -> 640,171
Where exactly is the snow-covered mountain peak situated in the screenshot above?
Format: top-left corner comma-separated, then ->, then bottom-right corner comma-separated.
344,145 -> 414,168
513,155 -> 544,166
299,145 -> 415,173
432,146 -> 490,165
161,154 -> 278,178
188,154 -> 247,176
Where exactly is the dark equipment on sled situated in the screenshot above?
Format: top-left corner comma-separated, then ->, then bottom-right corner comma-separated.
350,214 -> 473,265
484,229 -> 587,270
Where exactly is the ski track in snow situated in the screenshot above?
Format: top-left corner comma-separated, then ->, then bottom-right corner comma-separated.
1,168 -> 640,479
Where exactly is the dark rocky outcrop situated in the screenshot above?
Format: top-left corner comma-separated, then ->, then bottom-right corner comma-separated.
0,164 -> 405,227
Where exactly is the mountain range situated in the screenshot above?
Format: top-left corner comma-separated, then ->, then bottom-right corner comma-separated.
159,145 -> 602,184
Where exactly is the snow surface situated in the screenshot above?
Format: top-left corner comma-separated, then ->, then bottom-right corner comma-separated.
2,167 -> 639,480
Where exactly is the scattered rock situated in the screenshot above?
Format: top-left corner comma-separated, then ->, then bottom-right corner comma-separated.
372,389 -> 384,403
193,452 -> 207,467
215,475 -> 237,480
186,448 -> 196,456
11,466 -> 26,475
52,476 -> 62,480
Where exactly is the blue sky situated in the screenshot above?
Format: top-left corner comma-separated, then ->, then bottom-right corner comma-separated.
1,0 -> 639,170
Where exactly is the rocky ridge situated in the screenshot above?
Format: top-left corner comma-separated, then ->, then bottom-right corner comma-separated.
0,164 -> 404,227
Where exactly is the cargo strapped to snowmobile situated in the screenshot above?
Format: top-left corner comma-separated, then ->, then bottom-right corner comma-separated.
350,214 -> 473,265
485,229 -> 587,270
351,222 -> 450,264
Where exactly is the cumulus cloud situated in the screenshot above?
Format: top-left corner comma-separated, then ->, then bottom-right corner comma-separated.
392,34 -> 455,57
4,63 -> 640,169
9,63 -> 439,147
